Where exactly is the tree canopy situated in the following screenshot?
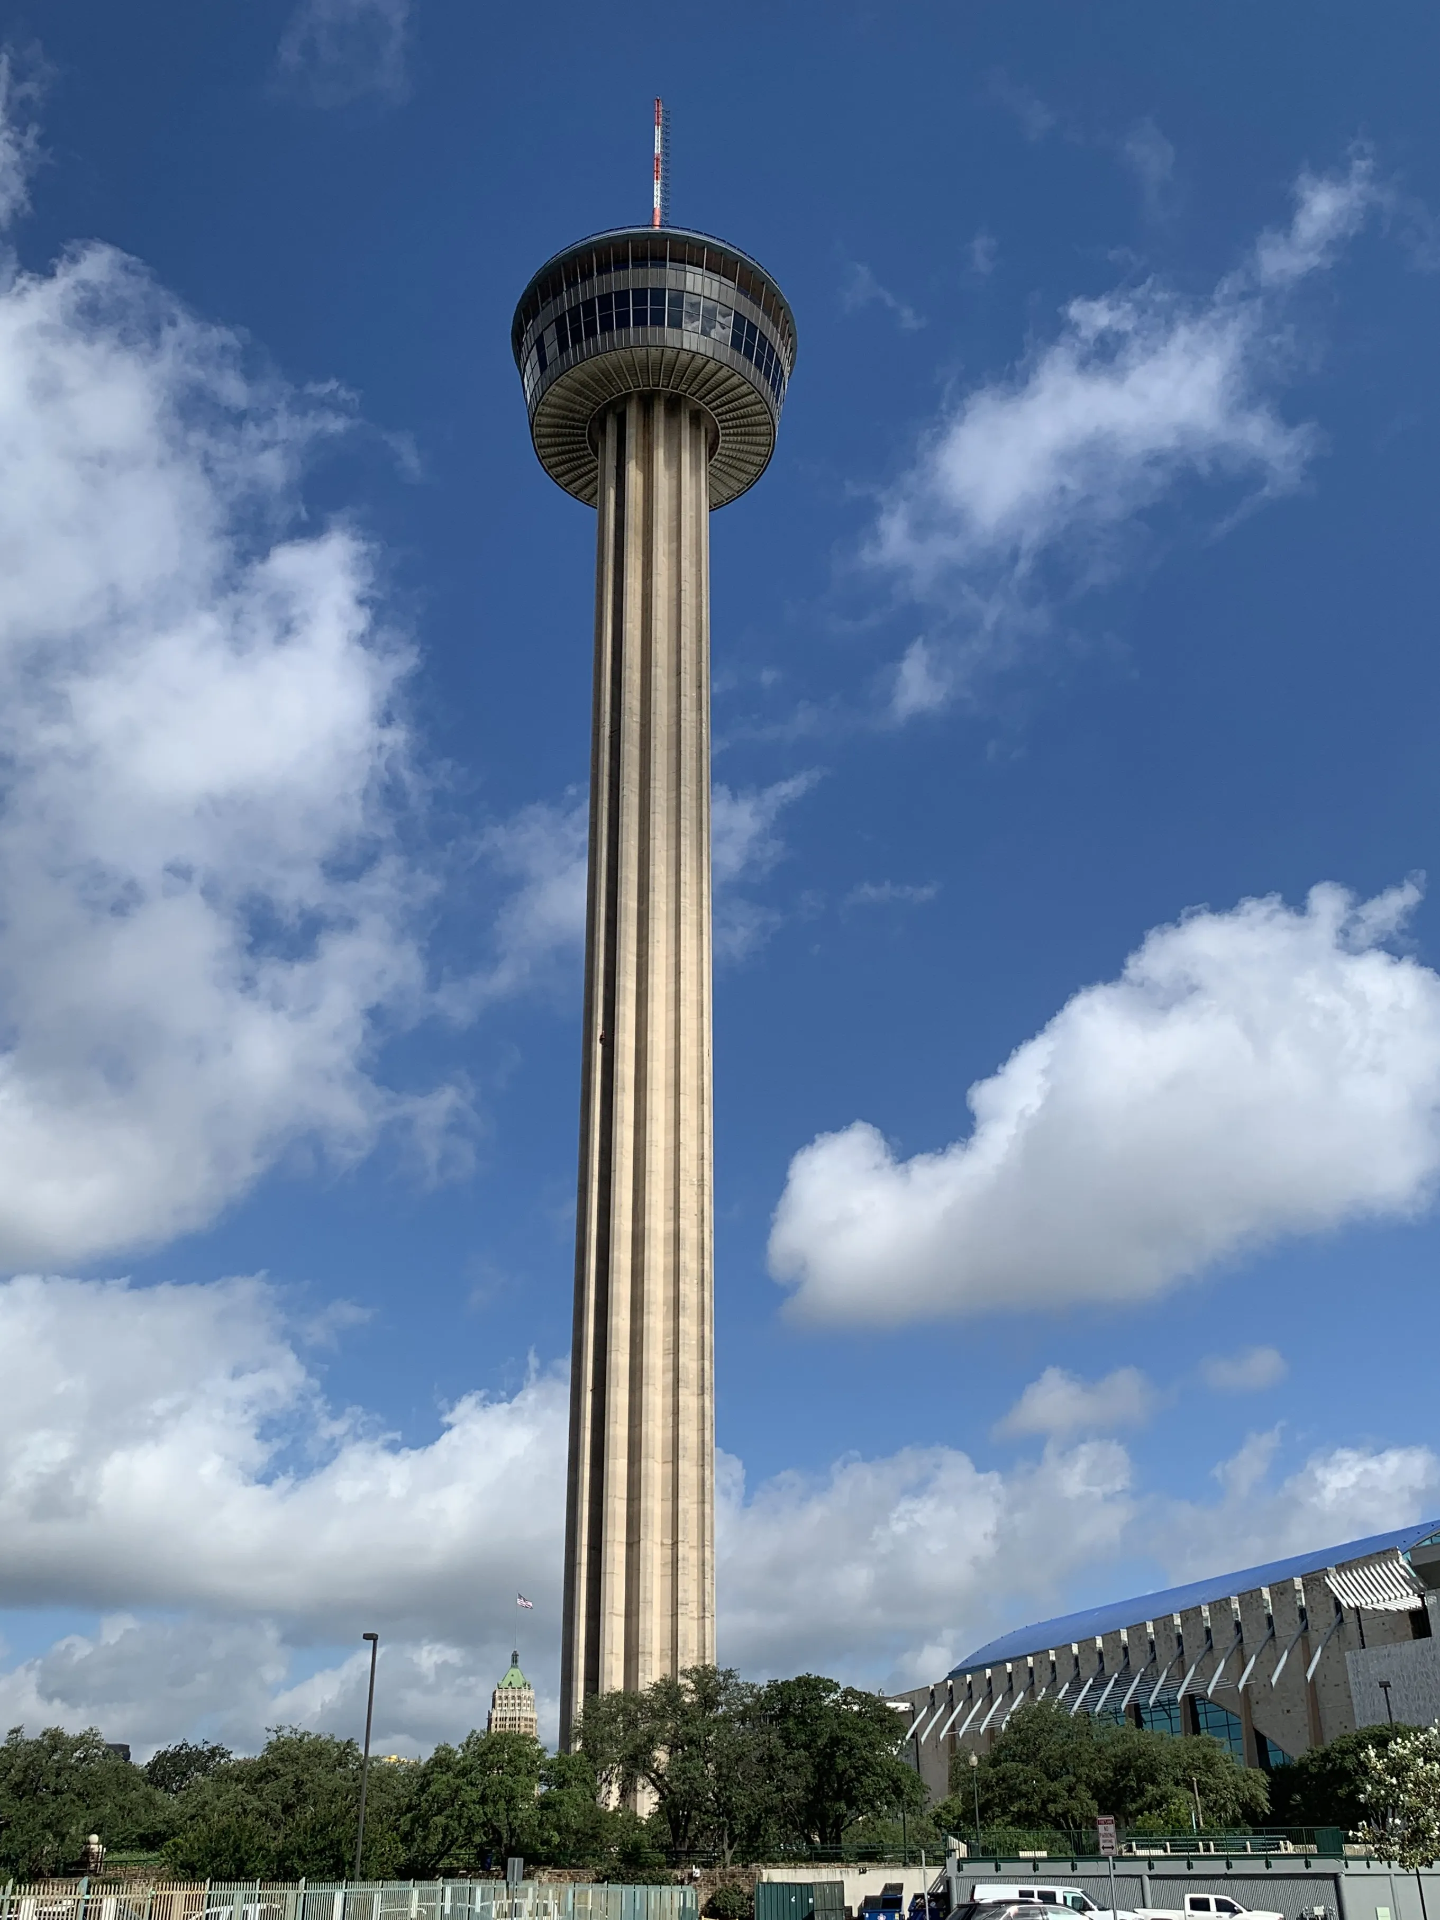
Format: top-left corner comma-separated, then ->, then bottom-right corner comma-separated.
0,1726 -> 172,1878
161,1728 -> 410,1880
2,1683 -> 1299,1879
576,1666 -> 924,1861
937,1702 -> 1269,1842
1269,1723 -> 1421,1833
759,1674 -> 928,1849
402,1730 -> 547,1872
145,1740 -> 233,1796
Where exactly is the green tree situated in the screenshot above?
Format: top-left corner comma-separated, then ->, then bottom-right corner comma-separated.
1107,1723 -> 1267,1833
530,1749 -> 637,1869
401,1731 -> 544,1874
758,1675 -> 927,1849
577,1666 -> 926,1861
0,1726 -> 172,1878
577,1666 -> 771,1859
953,1704 -> 1103,1833
164,1728 -> 409,1879
145,1741 -> 233,1796
1269,1724 -> 1419,1832
952,1703 -> 1268,1842
1354,1725 -> 1440,1867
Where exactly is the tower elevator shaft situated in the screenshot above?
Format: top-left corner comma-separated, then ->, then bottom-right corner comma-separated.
560,392 -> 717,1746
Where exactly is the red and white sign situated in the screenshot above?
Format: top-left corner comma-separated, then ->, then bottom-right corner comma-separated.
1096,1816 -> 1118,1857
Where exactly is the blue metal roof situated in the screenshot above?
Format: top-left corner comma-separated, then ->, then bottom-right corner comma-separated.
949,1518 -> 1440,1677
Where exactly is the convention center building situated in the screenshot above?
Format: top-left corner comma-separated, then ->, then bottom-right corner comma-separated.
896,1520 -> 1440,1802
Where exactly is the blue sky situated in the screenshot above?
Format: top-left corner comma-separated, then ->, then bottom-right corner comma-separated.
0,0 -> 1439,1756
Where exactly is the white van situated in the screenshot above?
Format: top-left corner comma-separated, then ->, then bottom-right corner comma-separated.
971,1886 -> 1133,1920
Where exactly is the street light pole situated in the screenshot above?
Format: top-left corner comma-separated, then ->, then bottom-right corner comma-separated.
354,1632 -> 379,1881
969,1751 -> 981,1854
1378,1679 -> 1394,1726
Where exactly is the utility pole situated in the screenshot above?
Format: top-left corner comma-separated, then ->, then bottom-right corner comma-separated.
353,1632 -> 379,1880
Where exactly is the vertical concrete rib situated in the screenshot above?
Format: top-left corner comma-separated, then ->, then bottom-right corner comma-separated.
560,393 -> 716,1746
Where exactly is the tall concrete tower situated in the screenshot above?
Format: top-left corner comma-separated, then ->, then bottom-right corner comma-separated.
512,223 -> 796,1744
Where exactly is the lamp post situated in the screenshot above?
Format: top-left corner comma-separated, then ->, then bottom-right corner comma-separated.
969,1750 -> 981,1853
354,1632 -> 379,1880
1378,1678 -> 1394,1725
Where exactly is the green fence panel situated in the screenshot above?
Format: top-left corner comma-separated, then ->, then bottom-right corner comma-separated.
755,1887 -> 816,1920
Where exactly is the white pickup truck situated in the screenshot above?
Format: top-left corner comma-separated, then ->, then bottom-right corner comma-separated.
1137,1898 -> 1283,1920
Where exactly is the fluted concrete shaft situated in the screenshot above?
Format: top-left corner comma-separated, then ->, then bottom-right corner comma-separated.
560,392 -> 716,1745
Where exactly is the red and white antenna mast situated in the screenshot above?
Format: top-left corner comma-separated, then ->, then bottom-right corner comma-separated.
652,97 -> 670,227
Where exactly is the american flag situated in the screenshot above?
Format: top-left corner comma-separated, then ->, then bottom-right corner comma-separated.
516,1594 -> 534,1609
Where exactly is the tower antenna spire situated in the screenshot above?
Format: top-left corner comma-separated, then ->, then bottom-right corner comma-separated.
511,155 -> 795,1755
652,97 -> 670,227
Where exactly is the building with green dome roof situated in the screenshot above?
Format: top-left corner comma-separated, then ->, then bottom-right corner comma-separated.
487,1650 -> 538,1737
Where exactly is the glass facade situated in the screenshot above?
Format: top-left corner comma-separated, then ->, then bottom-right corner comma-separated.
1191,1696 -> 1246,1759
512,227 -> 795,352
531,284 -> 787,402
1131,1694 -> 1247,1758
1135,1699 -> 1185,1737
1257,1732 -> 1294,1770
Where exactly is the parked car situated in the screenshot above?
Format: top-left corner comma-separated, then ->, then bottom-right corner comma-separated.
946,1903 -> 1060,1920
970,1886 -> 1134,1920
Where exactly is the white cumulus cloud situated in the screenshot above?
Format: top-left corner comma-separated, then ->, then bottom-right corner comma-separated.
1160,1431 -> 1440,1582
462,797 -> 590,1008
770,880 -> 1440,1325
0,52 -> 42,230
0,1616 -> 513,1760
276,0 -> 411,107
844,880 -> 939,909
0,227 -> 454,1270
874,154 -> 1380,714
718,1433 -> 1136,1688
464,774 -> 821,996
996,1366 -> 1156,1439
1122,118 -> 1177,221
1201,1345 -> 1288,1393
841,261 -> 925,333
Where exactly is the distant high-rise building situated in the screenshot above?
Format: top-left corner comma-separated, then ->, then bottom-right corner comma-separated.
487,1651 -> 538,1737
513,195 -> 795,1749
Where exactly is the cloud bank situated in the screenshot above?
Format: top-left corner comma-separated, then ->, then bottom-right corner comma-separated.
0,1273 -> 567,1631
770,882 -> 1440,1324
2,1275 -> 1433,1748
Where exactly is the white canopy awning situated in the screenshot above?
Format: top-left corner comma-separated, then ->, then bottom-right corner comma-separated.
1327,1549 -> 1427,1611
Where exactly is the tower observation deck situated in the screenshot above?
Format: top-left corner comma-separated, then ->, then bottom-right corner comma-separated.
512,226 -> 796,1745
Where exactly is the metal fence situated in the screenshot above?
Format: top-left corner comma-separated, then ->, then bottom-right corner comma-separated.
0,1886 -> 699,1920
